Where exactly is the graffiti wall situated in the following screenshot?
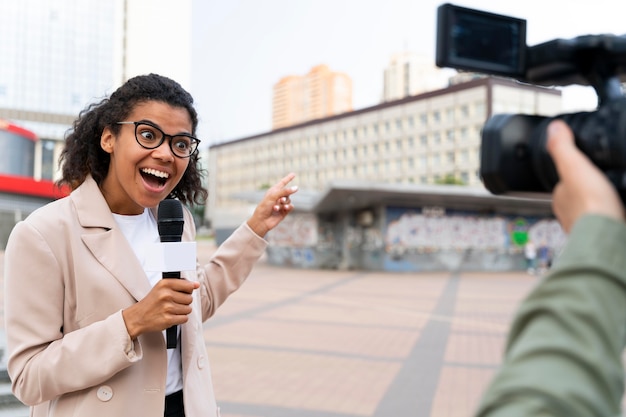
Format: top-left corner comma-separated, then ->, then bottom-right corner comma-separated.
384,206 -> 567,271
266,213 -> 318,247
265,213 -> 343,269
263,207 -> 567,272
385,207 -> 566,252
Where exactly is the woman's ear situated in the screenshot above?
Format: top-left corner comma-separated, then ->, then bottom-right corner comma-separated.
101,126 -> 114,154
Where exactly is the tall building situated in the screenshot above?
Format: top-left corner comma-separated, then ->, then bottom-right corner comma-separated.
0,0 -> 192,249
272,64 -> 353,130
207,77 -> 562,232
0,0 -> 192,180
382,52 -> 450,102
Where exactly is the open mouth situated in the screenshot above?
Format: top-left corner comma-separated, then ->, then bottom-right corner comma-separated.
140,167 -> 169,188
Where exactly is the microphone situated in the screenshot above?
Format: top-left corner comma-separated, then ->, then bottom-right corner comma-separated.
157,198 -> 184,349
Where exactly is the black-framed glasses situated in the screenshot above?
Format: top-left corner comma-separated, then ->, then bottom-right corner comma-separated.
116,121 -> 200,158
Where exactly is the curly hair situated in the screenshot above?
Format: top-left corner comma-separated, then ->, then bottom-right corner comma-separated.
57,73 -> 208,206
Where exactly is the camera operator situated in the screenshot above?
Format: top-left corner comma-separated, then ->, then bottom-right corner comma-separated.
476,119 -> 626,416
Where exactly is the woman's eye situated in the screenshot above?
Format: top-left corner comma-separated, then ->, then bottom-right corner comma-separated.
174,138 -> 190,150
139,130 -> 156,141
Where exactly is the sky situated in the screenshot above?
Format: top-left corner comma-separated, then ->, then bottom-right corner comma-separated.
190,0 -> 626,145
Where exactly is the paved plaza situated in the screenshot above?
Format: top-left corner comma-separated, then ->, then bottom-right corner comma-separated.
0,241 -> 541,416
196,242 -> 536,417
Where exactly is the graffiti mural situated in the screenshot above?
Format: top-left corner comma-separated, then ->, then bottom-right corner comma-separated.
265,208 -> 567,271
385,207 -> 566,253
266,213 -> 318,247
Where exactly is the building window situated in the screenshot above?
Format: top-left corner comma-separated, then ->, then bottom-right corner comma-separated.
475,102 -> 485,119
40,139 -> 56,180
446,108 -> 454,123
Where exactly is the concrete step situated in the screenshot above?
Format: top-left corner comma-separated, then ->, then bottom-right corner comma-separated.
0,405 -> 28,417
0,369 -> 27,411
0,346 -> 28,413
0,381 -> 27,414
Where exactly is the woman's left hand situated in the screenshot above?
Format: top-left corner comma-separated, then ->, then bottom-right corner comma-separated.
246,173 -> 298,237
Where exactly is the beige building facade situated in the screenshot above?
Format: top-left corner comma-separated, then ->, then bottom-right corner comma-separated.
208,77 -> 562,230
272,64 -> 353,129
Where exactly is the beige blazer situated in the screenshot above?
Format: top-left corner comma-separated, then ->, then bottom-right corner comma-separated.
4,176 -> 267,417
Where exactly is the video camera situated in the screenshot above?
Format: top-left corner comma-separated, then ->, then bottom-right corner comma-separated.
436,3 -> 626,201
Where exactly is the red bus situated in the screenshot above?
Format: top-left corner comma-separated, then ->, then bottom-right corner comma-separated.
0,119 -> 69,199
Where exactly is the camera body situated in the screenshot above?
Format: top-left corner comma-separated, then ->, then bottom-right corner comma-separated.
436,3 -> 626,201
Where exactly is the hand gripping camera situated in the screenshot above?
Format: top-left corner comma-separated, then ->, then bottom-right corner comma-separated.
436,3 -> 626,201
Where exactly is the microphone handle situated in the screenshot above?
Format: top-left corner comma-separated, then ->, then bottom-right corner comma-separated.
163,271 -> 181,348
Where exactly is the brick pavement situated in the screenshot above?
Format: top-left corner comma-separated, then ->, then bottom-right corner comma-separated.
195,242 -> 538,417
0,241 -> 541,416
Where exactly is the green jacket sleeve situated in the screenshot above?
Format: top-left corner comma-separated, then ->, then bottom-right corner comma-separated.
476,215 -> 626,417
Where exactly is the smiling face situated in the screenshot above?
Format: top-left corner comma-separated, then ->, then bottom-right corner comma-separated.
99,101 -> 192,214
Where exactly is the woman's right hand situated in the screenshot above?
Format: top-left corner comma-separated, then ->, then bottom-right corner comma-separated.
122,279 -> 200,339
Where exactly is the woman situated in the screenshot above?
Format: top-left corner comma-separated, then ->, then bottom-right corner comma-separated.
4,74 -> 297,417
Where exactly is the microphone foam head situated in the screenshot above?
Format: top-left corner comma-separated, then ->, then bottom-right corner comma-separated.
158,199 -> 184,242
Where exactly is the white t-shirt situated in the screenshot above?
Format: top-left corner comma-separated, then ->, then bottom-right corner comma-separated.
112,208 -> 183,395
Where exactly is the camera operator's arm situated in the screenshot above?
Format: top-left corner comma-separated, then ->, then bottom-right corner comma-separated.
476,120 -> 626,417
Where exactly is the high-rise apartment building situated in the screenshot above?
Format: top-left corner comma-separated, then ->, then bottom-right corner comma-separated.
382,52 -> 450,102
272,65 -> 353,130
0,0 -> 192,180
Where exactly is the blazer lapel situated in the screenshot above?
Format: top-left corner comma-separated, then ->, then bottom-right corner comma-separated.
72,176 -> 152,302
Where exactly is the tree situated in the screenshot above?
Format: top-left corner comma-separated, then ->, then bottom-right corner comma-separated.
435,174 -> 466,185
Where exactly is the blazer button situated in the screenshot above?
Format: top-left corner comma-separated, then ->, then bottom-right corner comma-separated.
97,385 -> 113,402
197,355 -> 206,369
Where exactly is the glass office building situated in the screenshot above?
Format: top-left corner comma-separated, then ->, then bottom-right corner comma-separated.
0,0 -> 191,180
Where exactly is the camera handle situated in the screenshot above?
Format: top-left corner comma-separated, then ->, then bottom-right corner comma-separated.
585,56 -> 624,106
